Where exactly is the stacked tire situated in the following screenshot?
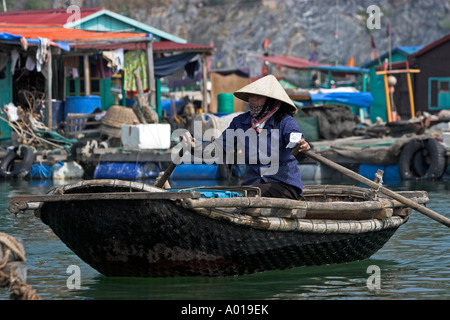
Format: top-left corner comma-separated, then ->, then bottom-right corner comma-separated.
0,146 -> 35,179
398,138 -> 446,180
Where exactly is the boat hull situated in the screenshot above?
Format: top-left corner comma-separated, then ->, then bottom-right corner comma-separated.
39,198 -> 401,277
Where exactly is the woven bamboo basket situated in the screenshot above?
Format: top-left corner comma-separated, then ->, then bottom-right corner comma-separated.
100,105 -> 139,138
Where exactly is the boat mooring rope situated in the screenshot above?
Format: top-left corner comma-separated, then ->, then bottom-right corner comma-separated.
0,233 -> 41,300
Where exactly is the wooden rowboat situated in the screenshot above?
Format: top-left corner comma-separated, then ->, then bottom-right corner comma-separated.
9,179 -> 429,277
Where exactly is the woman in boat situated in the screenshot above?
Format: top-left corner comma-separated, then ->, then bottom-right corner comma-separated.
185,74 -> 310,200
229,74 -> 310,199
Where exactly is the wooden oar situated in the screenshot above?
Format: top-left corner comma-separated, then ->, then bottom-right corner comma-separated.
154,131 -> 194,188
154,147 -> 183,188
292,147 -> 450,228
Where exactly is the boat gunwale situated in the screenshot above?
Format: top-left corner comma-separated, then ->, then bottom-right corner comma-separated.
9,179 -> 425,235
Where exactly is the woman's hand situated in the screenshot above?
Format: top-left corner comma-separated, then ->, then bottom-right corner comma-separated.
297,138 -> 310,153
180,132 -> 196,152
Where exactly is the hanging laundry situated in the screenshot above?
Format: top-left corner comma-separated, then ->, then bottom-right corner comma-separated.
64,56 -> 79,79
0,51 -> 8,72
41,61 -> 49,79
96,55 -> 112,79
10,50 -> 20,74
184,60 -> 199,79
20,37 -> 28,51
123,50 -> 148,92
114,48 -> 124,71
153,52 -> 198,78
102,48 -> 124,74
25,55 -> 36,71
36,37 -> 49,72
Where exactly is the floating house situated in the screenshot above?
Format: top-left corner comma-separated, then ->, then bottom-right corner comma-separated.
0,8 -> 214,140
383,34 -> 450,118
0,23 -> 149,140
366,34 -> 450,122
362,46 -> 422,122
255,55 -> 372,112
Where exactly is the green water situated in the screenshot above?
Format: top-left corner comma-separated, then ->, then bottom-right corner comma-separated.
1,178 -> 449,301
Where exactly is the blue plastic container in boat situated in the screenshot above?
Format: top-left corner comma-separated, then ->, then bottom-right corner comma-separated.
93,162 -> 161,180
170,189 -> 243,198
171,164 -> 221,180
64,95 -> 102,120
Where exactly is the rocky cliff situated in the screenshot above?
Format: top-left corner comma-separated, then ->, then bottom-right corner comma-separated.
128,0 -> 450,78
9,0 -> 450,79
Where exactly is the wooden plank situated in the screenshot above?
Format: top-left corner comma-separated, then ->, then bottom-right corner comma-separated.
182,197 -> 308,210
9,190 -> 201,204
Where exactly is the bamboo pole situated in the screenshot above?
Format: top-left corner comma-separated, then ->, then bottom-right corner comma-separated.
145,39 -> 156,109
45,48 -> 52,128
83,55 -> 91,96
383,73 -> 392,122
292,147 -> 450,228
406,72 -> 415,118
376,69 -> 420,120
201,53 -> 208,112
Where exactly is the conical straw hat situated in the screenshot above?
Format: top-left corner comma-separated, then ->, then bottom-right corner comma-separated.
233,74 -> 297,112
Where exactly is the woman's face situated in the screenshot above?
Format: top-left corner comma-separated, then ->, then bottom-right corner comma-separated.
248,94 -> 267,116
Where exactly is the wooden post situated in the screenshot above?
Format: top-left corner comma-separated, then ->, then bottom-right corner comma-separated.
201,53 -> 208,113
307,69 -> 311,88
83,55 -> 90,95
406,72 -> 415,118
376,69 -> 420,121
383,73 -> 392,122
45,48 -> 53,128
362,73 -> 367,91
327,70 -> 332,88
145,39 -> 156,110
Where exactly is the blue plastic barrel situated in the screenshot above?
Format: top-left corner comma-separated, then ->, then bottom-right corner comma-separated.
93,162 -> 161,180
52,100 -> 64,128
64,95 -> 101,120
172,164 -> 221,180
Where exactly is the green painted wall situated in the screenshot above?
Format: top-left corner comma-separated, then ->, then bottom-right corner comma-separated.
366,52 -> 409,122
74,16 -> 161,41
0,62 -> 12,140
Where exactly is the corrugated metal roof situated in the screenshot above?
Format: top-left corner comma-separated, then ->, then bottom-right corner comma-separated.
309,65 -> 369,74
0,8 -> 186,44
0,7 -> 103,25
362,46 -> 423,68
153,41 -> 214,53
256,56 -> 320,69
71,40 -> 215,54
408,33 -> 450,58
0,23 -> 148,49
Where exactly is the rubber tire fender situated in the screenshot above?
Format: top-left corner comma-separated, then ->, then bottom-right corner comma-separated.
398,138 -> 446,180
398,139 -> 423,180
0,146 -> 35,178
419,138 -> 446,179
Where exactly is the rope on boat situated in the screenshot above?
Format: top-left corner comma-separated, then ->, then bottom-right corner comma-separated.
195,207 -> 409,233
368,169 -> 385,200
0,233 -> 41,300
